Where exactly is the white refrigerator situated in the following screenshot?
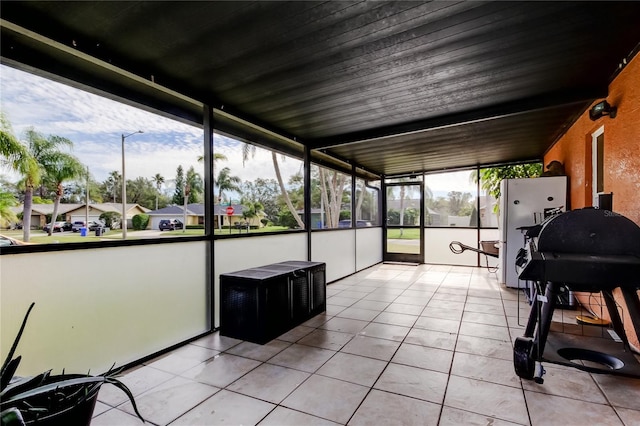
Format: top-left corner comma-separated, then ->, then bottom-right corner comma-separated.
498,176 -> 567,288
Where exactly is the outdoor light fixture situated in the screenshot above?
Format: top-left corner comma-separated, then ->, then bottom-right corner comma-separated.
122,130 -> 144,239
589,100 -> 617,121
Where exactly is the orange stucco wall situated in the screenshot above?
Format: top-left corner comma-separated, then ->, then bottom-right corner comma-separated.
544,53 -> 640,349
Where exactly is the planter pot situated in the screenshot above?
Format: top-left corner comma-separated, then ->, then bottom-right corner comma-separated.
13,374 -> 101,426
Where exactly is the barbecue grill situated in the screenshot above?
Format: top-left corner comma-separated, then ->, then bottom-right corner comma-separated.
514,208 -> 640,383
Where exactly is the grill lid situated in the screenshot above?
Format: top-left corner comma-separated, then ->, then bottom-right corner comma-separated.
537,208 -> 640,256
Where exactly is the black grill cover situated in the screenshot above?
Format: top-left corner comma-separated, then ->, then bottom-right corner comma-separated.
537,209 -> 640,256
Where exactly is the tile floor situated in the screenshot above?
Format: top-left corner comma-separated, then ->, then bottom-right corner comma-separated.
93,263 -> 640,425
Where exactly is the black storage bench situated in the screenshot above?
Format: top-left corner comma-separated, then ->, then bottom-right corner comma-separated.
220,261 -> 326,344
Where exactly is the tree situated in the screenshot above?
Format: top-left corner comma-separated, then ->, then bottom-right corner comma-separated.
214,166 -> 241,230
132,213 -> 150,230
272,151 -> 305,228
43,149 -> 86,236
242,200 -> 264,227
1,116 -> 37,239
472,163 -> 542,213
1,113 -> 29,171
215,166 -> 241,203
103,170 -> 121,203
0,176 -> 20,201
0,191 -> 19,228
316,167 -> 348,228
447,191 -> 473,216
354,180 -> 367,220
86,178 -> 106,204
202,152 -> 227,203
1,123 -> 76,241
99,211 -> 120,229
172,165 -> 185,205
240,142 -> 305,229
197,152 -> 227,168
151,173 -> 164,210
185,166 -> 203,204
389,180 -> 417,237
127,177 -> 157,208
473,163 -> 542,200
241,178 -> 280,223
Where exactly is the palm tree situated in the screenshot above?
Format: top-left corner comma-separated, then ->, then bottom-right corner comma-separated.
1,113 -> 29,169
215,167 -> 241,230
272,151 -> 305,229
0,191 -> 19,228
215,167 -> 241,202
106,170 -> 121,203
151,173 -> 164,210
241,200 -> 264,229
199,152 -> 227,197
44,151 -> 86,236
1,114 -> 31,231
198,152 -> 227,168
1,121 -> 48,241
185,166 -> 203,204
240,142 -> 305,229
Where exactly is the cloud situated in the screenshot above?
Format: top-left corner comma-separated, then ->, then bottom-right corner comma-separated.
1,65 -> 303,190
1,64 -> 203,182
425,170 -> 477,194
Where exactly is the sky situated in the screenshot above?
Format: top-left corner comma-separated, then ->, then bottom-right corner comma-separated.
1,63 -> 474,196
0,64 -> 302,194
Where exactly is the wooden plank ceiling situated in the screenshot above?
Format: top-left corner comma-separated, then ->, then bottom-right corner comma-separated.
1,1 -> 639,176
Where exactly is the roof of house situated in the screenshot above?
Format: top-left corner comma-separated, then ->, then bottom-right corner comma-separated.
14,203 -> 150,215
147,203 -> 208,216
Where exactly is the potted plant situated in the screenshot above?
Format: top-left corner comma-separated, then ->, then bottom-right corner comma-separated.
0,303 -> 145,425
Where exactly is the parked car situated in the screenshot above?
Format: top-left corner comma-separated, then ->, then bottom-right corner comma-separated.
71,221 -> 104,232
159,219 -> 183,231
43,221 -> 73,232
71,221 -> 86,232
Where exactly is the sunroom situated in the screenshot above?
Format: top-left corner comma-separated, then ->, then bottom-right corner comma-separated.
1,2 -> 640,425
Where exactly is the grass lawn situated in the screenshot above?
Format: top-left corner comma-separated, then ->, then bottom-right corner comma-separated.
386,228 -> 420,239
386,242 -> 421,253
213,225 -> 289,236
2,229 -> 116,244
2,226 -> 295,244
156,229 -> 205,237
3,225 -> 305,244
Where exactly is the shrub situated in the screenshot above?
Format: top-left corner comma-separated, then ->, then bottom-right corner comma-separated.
99,211 -> 120,228
277,210 -> 299,228
132,214 -> 150,230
